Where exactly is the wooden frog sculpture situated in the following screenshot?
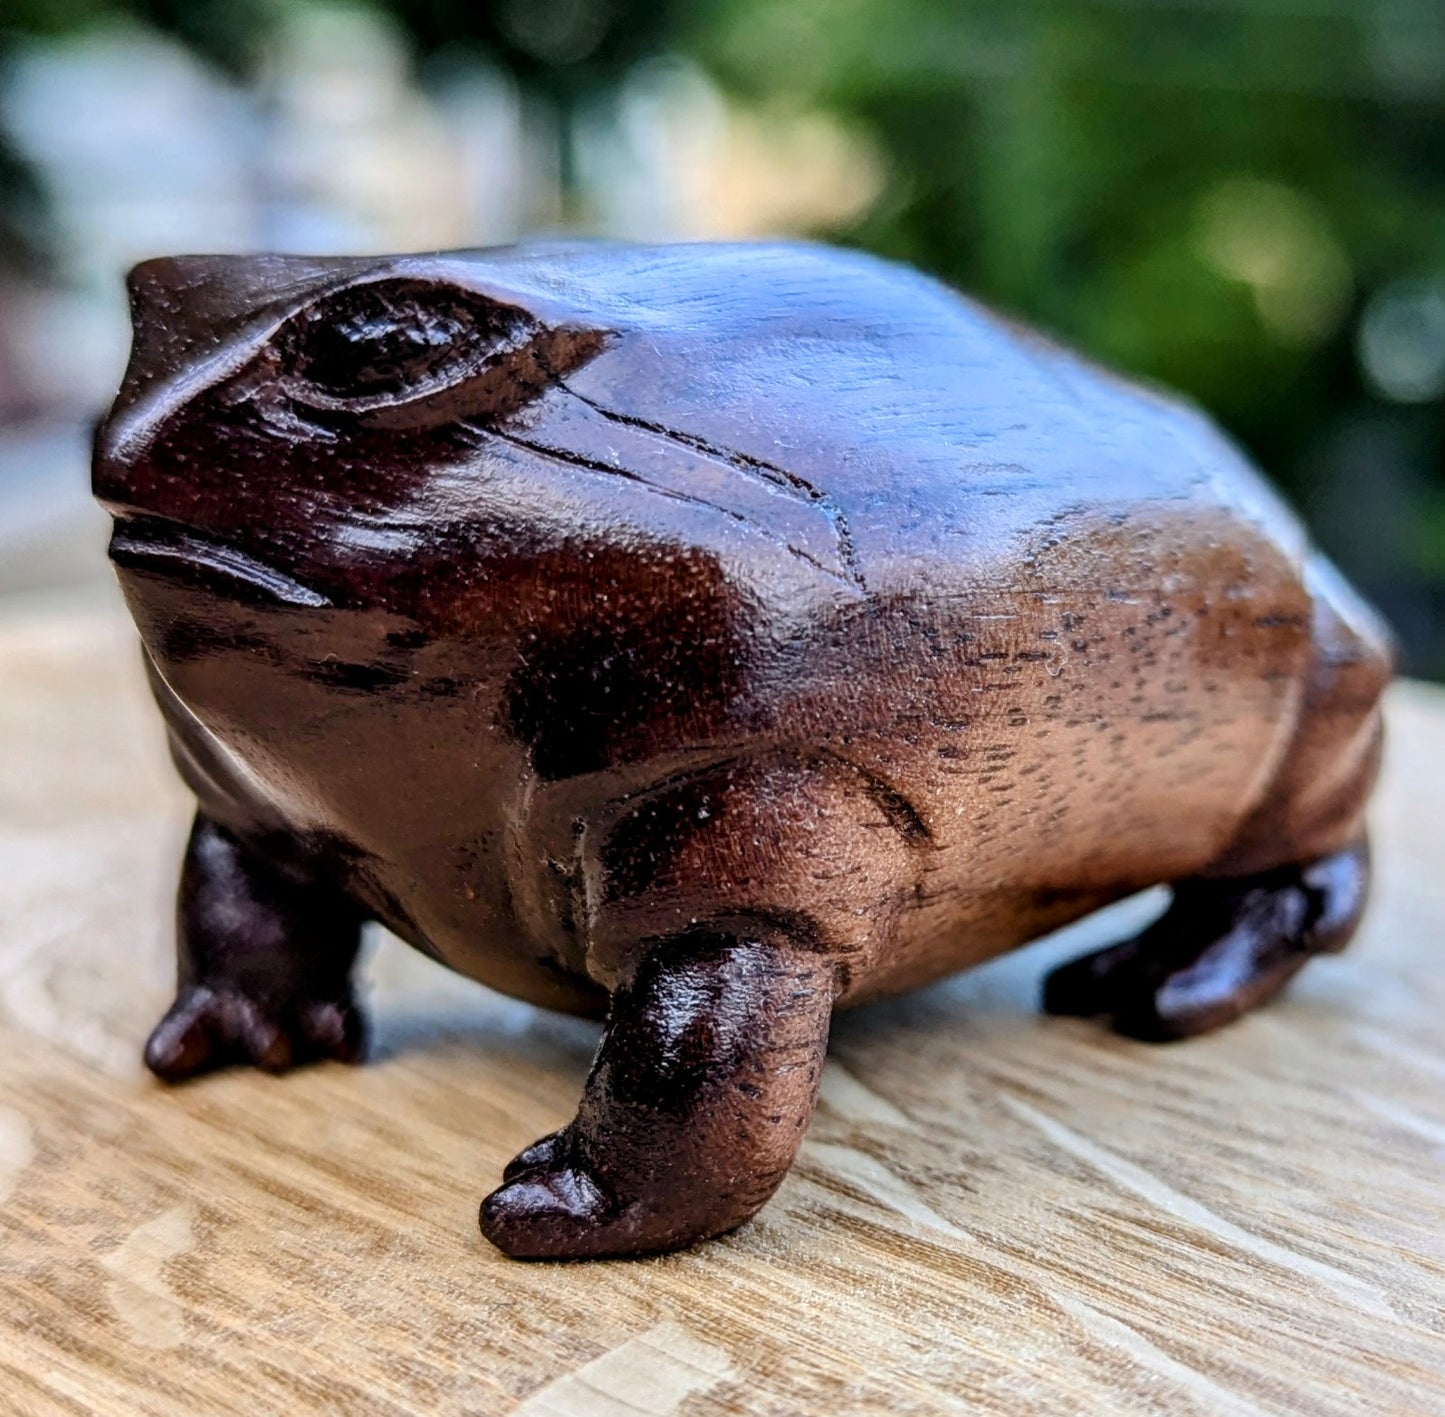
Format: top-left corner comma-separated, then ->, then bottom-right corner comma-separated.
93,242 -> 1391,1260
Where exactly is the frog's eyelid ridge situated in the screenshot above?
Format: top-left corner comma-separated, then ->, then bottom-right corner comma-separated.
273,290 -> 540,416
277,282 -> 539,413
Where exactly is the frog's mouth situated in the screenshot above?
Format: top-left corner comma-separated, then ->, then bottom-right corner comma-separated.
109,516 -> 332,609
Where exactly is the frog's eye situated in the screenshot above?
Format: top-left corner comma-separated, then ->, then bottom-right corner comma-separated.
279,279 -> 534,412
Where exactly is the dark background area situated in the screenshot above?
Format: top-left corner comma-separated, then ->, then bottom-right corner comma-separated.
2,0 -> 1442,673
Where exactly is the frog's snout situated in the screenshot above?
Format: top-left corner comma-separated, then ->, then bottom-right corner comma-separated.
94,256 -> 246,512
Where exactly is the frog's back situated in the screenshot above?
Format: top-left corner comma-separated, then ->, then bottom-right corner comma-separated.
480,241 -> 1307,589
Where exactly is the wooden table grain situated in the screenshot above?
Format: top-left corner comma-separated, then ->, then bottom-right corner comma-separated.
2,592 -> 1443,1416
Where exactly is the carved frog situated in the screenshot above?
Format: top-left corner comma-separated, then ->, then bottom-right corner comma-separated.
93,243 -> 1392,1259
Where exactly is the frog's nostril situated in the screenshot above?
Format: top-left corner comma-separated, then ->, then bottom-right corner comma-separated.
94,258 -> 243,482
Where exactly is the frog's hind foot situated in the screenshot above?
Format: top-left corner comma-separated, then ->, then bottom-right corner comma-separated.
1041,839 -> 1369,1042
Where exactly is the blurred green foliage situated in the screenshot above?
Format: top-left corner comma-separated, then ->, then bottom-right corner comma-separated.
3,0 -> 1444,667
688,0 -> 1445,668
729,5 -> 1443,464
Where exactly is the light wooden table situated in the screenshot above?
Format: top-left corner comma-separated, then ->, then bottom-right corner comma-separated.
3,591 -> 1444,1416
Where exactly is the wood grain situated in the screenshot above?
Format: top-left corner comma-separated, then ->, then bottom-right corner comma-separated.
2,590 -> 1443,1415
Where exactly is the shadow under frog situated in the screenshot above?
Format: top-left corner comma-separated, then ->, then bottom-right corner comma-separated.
93,243 -> 1392,1259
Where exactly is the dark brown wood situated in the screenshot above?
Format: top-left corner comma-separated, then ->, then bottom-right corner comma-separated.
91,242 -> 1393,1259
145,814 -> 366,1079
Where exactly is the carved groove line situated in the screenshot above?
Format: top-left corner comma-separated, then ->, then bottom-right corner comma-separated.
815,748 -> 934,848
475,424 -> 856,588
551,377 -> 867,592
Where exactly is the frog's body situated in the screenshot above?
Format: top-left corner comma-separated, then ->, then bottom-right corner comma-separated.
94,243 -> 1390,1259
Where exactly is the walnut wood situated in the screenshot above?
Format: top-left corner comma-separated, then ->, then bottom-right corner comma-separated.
88,242 -> 1392,1258
2,599 -> 1441,1413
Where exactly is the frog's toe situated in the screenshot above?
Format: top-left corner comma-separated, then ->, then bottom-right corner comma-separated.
1107,899 -> 1315,1042
500,1130 -> 570,1183
144,987 -> 228,1081
480,1157 -> 620,1260
295,998 -> 367,1065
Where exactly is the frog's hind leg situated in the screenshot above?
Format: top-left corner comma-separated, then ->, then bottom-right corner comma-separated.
1046,558 -> 1389,1042
1042,839 -> 1369,1041
479,752 -> 908,1259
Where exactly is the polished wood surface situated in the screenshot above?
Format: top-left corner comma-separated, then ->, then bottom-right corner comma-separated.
93,244 -> 1393,1257
3,592 -> 1443,1413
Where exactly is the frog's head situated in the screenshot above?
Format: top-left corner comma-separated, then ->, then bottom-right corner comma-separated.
91,250 -> 812,793
93,252 -> 613,622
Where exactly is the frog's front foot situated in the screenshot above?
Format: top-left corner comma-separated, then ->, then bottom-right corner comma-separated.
480,929 -> 834,1260
146,812 -> 365,1082
145,983 -> 365,1080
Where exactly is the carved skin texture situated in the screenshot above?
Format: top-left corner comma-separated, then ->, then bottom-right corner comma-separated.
92,243 -> 1393,1260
